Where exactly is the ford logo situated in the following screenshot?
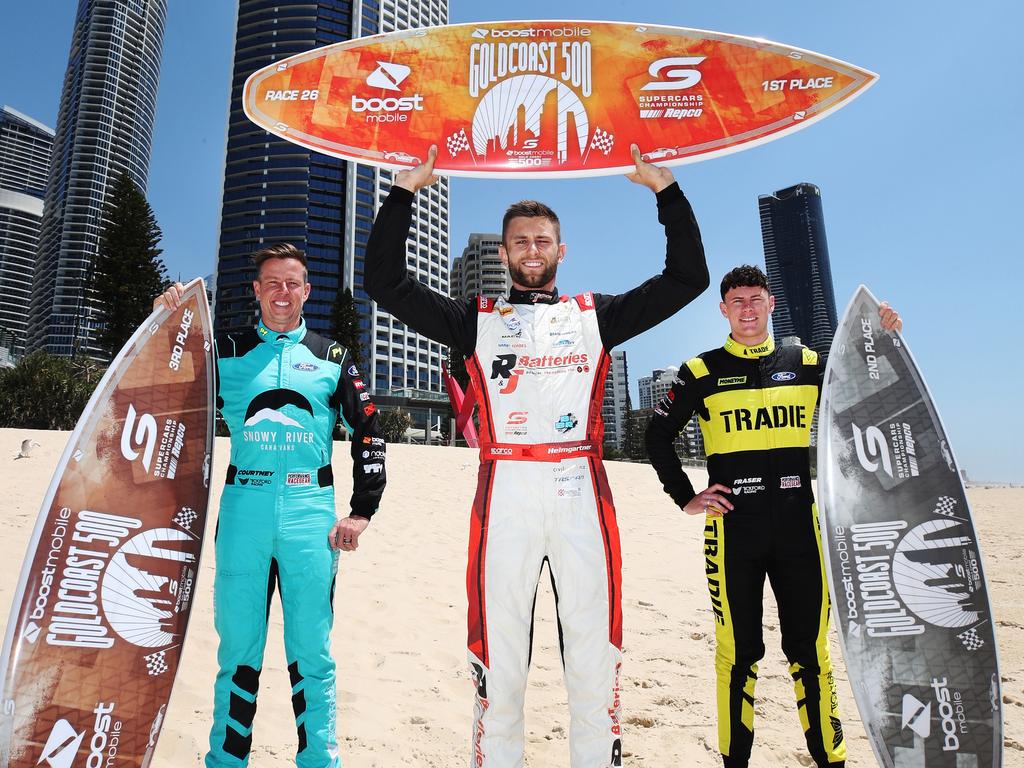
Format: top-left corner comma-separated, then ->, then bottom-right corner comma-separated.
293,362 -> 318,372
771,371 -> 797,382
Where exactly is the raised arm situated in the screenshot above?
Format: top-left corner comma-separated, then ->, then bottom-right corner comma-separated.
595,146 -> 710,349
364,145 -> 476,353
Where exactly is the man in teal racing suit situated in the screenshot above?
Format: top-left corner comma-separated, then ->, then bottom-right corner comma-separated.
156,243 -> 386,768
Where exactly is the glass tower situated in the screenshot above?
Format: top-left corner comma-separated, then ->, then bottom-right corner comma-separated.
214,0 -> 450,395
0,107 -> 54,354
26,0 -> 168,357
758,182 -> 838,356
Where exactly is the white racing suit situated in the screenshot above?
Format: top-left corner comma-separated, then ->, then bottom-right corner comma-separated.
366,183 -> 708,767
466,295 -> 624,767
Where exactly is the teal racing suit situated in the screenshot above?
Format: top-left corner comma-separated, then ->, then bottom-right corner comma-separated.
206,318 -> 385,768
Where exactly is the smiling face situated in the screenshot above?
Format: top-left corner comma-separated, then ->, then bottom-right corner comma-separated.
720,284 -> 775,346
253,257 -> 310,332
500,215 -> 566,292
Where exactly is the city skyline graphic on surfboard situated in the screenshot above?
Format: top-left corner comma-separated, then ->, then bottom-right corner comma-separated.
818,285 -> 1002,767
242,20 -> 877,177
0,279 -> 215,768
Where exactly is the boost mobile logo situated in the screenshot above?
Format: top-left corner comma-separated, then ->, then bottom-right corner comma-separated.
852,423 -> 892,477
901,693 -> 931,738
366,61 -> 410,91
39,718 -> 85,768
641,57 -> 706,91
121,404 -> 158,471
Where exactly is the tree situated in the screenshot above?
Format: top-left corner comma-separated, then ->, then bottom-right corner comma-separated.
377,408 -> 412,443
91,173 -> 168,356
329,286 -> 364,370
0,351 -> 105,429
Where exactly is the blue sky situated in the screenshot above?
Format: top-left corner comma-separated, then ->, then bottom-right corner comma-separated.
2,1 -> 1021,483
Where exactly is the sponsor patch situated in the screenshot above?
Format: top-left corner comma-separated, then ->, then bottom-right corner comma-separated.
236,469 -> 274,488
557,487 -> 583,499
717,376 -> 747,386
293,362 -> 319,372
363,462 -> 384,474
554,413 -> 578,433
771,371 -> 796,382
359,392 -> 370,401
733,476 -> 765,494
286,472 -> 312,486
348,365 -> 360,376
363,404 -> 376,416
780,475 -> 802,489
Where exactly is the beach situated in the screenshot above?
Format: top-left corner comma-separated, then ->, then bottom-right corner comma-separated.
1,428 -> 1020,766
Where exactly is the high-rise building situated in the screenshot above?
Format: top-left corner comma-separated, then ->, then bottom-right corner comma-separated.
650,366 -> 677,406
451,233 -> 509,300
214,0 -> 449,396
758,183 -> 838,356
637,369 -> 664,410
26,0 -> 168,357
602,350 -> 629,452
639,365 -> 704,460
0,107 -> 54,354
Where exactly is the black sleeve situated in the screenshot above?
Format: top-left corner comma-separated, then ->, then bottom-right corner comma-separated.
330,349 -> 386,519
644,365 -> 703,508
365,186 -> 477,354
594,182 -> 710,349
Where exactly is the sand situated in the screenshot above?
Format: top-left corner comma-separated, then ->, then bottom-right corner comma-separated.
1,428 -> 1020,766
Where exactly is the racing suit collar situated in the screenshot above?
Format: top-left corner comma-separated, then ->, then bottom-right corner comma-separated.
508,286 -> 559,304
725,334 -> 775,359
257,317 -> 307,345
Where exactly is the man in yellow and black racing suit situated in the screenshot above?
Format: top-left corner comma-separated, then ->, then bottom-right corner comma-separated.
645,264 -> 901,768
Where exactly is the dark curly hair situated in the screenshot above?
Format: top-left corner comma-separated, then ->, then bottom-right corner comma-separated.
719,264 -> 769,300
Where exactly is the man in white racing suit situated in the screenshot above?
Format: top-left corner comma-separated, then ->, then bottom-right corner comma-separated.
366,145 -> 709,767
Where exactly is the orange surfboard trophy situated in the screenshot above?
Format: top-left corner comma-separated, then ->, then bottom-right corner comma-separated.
243,20 -> 877,176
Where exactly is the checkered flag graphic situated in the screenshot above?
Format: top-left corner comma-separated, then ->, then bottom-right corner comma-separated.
957,626 -> 985,652
145,650 -> 169,676
933,496 -> 957,517
173,506 -> 197,531
446,128 -> 470,157
589,127 -> 615,156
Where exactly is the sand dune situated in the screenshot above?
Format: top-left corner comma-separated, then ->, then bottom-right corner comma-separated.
1,428 -> 1020,766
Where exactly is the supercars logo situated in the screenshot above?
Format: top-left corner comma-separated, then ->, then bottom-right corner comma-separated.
641,57 -> 706,91
852,423 -> 893,477
121,404 -> 158,471
366,61 -> 411,91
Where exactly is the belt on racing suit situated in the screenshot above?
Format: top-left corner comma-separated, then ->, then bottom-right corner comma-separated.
480,440 -> 602,463
224,463 -> 335,487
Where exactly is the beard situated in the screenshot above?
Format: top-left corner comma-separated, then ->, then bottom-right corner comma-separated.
508,259 -> 558,289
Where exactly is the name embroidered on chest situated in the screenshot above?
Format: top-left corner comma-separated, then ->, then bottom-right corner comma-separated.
719,404 -> 807,432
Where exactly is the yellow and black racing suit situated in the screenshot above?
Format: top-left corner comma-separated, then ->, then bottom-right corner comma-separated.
644,335 -> 845,768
